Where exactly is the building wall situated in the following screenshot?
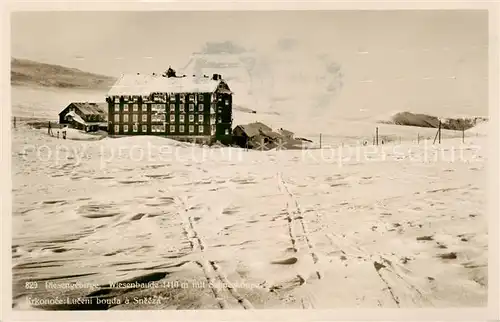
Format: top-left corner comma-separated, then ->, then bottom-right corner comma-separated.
59,103 -> 105,124
107,91 -> 232,139
214,92 -> 233,143
59,103 -> 84,124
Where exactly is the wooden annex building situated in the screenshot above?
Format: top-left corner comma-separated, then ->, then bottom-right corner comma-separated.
58,102 -> 108,132
106,71 -> 233,144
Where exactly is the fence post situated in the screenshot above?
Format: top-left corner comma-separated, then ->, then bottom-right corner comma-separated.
319,133 -> 322,149
376,127 -> 379,146
417,133 -> 420,144
438,120 -> 442,144
462,126 -> 465,143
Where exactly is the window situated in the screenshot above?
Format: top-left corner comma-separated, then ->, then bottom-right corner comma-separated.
142,114 -> 147,122
179,104 -> 185,112
189,115 -> 194,123
189,104 -> 194,111
225,99 -> 230,106
188,94 -> 194,102
133,114 -> 138,122
114,97 -> 119,103
199,103 -> 204,111
160,125 -> 165,132
114,104 -> 120,112
123,114 -> 129,122
189,125 -> 194,133
225,129 -> 229,135
218,117 -> 222,123
198,115 -> 204,122
180,115 -> 185,122
142,103 -> 148,110
124,125 -> 129,132
199,94 -> 204,101
180,93 -> 185,101
170,114 -> 175,122
124,104 -> 129,112
133,124 -> 138,132
132,104 -> 138,112
170,125 -> 175,133
152,104 -> 162,112
199,125 -> 204,133
142,125 -> 147,132
179,125 -> 185,133
169,94 -> 176,102
160,114 -> 165,122
169,104 -> 175,112
114,125 -> 120,133
114,114 -> 120,122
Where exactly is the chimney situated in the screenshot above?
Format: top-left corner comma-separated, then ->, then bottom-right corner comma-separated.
212,74 -> 220,81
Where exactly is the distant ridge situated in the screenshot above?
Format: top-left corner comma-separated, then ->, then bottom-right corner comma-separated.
11,58 -> 117,90
378,111 -> 488,131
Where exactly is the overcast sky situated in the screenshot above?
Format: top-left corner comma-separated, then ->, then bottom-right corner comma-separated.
11,11 -> 488,116
11,10 -> 488,76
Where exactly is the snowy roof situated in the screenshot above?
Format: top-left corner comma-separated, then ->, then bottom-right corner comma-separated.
59,102 -> 107,116
64,111 -> 86,125
235,122 -> 273,138
107,74 -> 229,96
278,128 -> 294,136
72,102 -> 107,115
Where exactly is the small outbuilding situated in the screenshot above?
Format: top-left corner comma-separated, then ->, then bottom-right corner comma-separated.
59,102 -> 107,132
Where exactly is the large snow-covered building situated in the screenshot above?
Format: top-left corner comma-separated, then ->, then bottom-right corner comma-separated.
106,72 -> 233,143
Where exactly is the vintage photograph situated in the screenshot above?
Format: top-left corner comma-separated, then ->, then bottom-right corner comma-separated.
10,10 -> 489,310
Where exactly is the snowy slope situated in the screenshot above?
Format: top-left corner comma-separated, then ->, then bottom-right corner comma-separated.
12,124 -> 488,309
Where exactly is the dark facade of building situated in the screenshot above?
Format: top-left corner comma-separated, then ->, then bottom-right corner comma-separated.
58,102 -> 107,132
106,73 -> 233,144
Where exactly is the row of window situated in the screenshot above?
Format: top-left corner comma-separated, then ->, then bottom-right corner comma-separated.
114,93 -> 214,103
114,103 -> 208,113
114,124 -> 207,134
114,114 -> 209,123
